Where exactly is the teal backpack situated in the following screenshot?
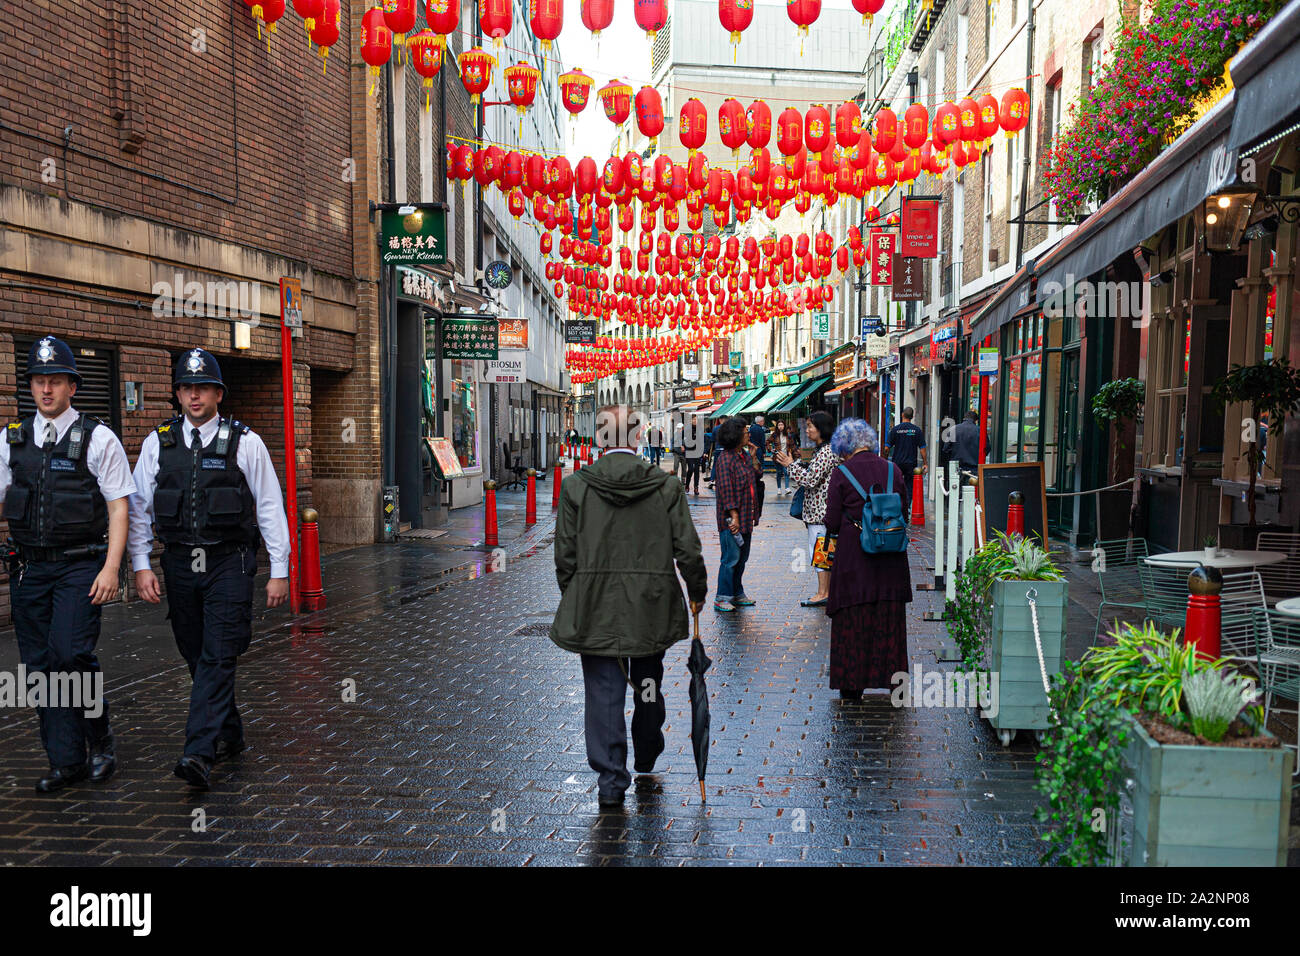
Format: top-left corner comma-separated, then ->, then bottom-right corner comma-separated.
836,463 -> 908,554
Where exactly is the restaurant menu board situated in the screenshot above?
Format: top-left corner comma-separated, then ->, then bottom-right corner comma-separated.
442,317 -> 498,360
425,437 -> 465,481
978,462 -> 1048,547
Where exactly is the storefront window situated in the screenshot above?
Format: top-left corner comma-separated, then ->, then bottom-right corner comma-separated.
1005,356 -> 1022,463
1022,354 -> 1042,460
450,360 -> 479,469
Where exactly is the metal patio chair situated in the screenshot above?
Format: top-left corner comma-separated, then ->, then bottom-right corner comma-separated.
1219,570 -> 1270,663
1255,532 -> 1300,605
1137,561 -> 1193,635
1092,537 -> 1150,642
1252,609 -> 1300,775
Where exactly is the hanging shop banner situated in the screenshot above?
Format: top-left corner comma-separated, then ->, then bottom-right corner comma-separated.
932,320 -> 958,343
694,385 -> 714,402
498,318 -> 529,350
833,354 -> 855,383
878,350 -> 900,371
683,351 -> 701,381
380,207 -> 447,266
892,256 -> 924,301
425,437 -> 465,481
812,311 -> 830,340
870,231 -> 895,286
484,349 -> 527,383
564,319 -> 597,344
442,316 -> 498,360
900,197 -> 939,258
712,337 -> 730,366
729,350 -> 743,370
861,315 -> 885,337
862,333 -> 890,358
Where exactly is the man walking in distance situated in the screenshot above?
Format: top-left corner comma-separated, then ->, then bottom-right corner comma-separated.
549,405 -> 707,809
885,407 -> 927,485
128,349 -> 291,791
682,415 -> 706,495
2,336 -> 135,792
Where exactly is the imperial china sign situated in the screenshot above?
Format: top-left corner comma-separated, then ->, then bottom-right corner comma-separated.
900,197 -> 938,258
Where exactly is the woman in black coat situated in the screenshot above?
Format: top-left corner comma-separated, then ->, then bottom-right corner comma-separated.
823,418 -> 912,699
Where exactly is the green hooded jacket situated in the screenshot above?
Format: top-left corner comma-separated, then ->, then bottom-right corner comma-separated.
549,451 -> 708,657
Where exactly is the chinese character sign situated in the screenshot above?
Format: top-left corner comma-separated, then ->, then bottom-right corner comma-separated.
442,317 -> 498,360
892,256 -> 923,301
380,208 -> 448,265
870,231 -> 894,286
900,198 -> 938,258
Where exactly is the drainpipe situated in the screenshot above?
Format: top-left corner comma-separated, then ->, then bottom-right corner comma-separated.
1015,0 -> 1036,271
382,58 -> 398,489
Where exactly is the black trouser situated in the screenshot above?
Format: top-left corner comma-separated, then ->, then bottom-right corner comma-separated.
161,547 -> 256,761
11,557 -> 112,769
579,652 -> 666,797
683,458 -> 702,492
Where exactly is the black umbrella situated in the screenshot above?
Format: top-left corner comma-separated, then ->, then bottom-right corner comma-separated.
686,608 -> 712,803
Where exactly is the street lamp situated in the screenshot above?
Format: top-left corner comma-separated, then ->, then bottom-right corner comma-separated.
1197,185 -> 1257,253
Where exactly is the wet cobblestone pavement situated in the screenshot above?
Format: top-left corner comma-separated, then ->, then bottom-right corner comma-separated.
0,484 -> 1061,866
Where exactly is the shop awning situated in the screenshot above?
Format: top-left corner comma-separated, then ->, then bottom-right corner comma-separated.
742,380 -> 806,415
733,387 -> 774,414
824,375 -> 873,398
770,374 -> 833,413
1228,0 -> 1300,151
695,402 -> 724,416
711,387 -> 759,418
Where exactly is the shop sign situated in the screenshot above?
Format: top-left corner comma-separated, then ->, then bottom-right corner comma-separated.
483,350 -> 527,383
498,318 -> 528,349
484,260 -> 512,290
712,337 -> 729,365
398,268 -> 435,302
672,385 -> 695,403
683,351 -> 701,381
712,381 -> 734,401
870,231 -> 895,286
979,346 -> 999,375
878,350 -> 900,371
812,311 -> 830,340
892,257 -> 924,300
564,319 -> 596,344
729,350 -> 743,370
442,316 -> 498,360
380,207 -> 447,265
834,354 -> 855,382
932,321 -> 957,343
769,370 -> 801,385
861,315 -> 885,337
862,333 -> 889,358
693,385 -> 713,401
900,197 -> 939,258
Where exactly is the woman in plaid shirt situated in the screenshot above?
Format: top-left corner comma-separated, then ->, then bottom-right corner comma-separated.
712,417 -> 757,612
775,411 -> 838,607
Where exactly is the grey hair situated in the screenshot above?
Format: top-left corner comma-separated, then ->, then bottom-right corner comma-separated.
830,418 -> 879,457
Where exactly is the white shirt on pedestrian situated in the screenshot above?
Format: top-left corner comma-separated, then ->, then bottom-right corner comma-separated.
0,405 -> 136,503
127,414 -> 291,578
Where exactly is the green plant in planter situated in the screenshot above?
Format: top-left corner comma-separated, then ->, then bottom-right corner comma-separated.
1183,669 -> 1262,742
1211,357 -> 1300,526
1091,377 -> 1144,481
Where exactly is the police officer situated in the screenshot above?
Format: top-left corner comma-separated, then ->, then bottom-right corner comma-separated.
128,349 -> 290,790
1,336 -> 135,792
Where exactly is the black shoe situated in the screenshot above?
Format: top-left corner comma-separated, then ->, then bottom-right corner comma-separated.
213,738 -> 246,763
174,755 -> 211,790
597,791 -> 625,808
839,689 -> 863,701
88,737 -> 116,783
36,764 -> 89,793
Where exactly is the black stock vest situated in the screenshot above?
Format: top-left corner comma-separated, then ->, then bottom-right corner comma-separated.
153,417 -> 260,549
3,414 -> 109,548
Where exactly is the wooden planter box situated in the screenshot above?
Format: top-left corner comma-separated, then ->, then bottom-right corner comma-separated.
987,579 -> 1068,745
1121,712 -> 1294,867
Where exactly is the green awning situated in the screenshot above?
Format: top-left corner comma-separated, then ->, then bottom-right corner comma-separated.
745,380 -> 806,414
711,387 -> 757,418
770,374 -> 833,413
733,387 -> 773,414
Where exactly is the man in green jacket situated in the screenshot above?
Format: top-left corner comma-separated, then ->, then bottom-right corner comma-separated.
550,405 -> 708,808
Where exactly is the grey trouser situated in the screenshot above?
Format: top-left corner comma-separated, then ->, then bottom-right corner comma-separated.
579,652 -> 666,797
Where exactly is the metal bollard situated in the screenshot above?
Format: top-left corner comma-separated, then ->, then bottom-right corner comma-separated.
552,462 -> 562,510
911,466 -> 925,527
1006,490 -> 1025,538
1184,565 -> 1222,660
298,507 -> 327,611
525,468 -> 537,526
484,480 -> 499,547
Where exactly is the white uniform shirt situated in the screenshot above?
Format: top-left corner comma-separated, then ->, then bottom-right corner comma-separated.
128,415 -> 291,578
0,405 -> 136,505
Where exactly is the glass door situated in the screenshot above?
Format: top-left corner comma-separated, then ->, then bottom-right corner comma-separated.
1050,348 -> 1080,533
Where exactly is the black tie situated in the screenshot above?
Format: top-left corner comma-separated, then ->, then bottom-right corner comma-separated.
191,427 -> 201,450
44,423 -> 55,447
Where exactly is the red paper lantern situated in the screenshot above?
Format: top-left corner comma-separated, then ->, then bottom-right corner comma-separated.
977,93 -> 1000,147
786,0 -> 821,41
360,7 -> 393,94
635,86 -> 664,146
599,79 -> 633,126
581,0 -> 614,37
850,0 -> 884,25
719,98 -> 747,156
453,144 -> 475,180
603,156 -> 625,193
933,101 -> 961,150
999,87 -> 1030,137
249,0 -> 285,44
679,97 -> 708,155
293,0 -> 325,34
804,104 -> 831,158
634,0 -> 667,40
407,30 -> 444,108
425,0 -> 458,35
383,0 -> 417,44
501,150 -> 524,189
746,100 -> 772,150
835,101 -> 862,150
529,0 -> 564,52
749,146 -> 771,185
458,47 -> 497,105
558,68 -> 594,116
718,0 -> 754,49
958,97 -> 980,144
479,0 -> 511,47
504,61 -> 541,131
902,103 -> 928,151
777,107 -> 803,157
872,107 -> 897,153
575,156 -> 599,198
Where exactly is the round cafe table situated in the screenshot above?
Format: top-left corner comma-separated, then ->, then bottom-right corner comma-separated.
1143,549 -> 1287,571
1274,596 -> 1300,618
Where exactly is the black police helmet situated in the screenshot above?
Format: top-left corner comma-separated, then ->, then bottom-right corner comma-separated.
173,348 -> 226,394
26,336 -> 82,386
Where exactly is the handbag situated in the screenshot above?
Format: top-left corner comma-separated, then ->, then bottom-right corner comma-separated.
812,533 -> 836,570
836,463 -> 908,554
789,485 -> 805,519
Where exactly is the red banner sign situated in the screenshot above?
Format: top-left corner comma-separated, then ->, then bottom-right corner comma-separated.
900,198 -> 938,258
712,337 -> 729,366
870,231 -> 894,286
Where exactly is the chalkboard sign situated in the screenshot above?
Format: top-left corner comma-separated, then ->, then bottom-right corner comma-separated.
978,462 -> 1048,546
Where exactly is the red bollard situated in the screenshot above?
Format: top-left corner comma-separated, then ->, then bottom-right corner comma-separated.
552,463 -> 562,510
298,507 -> 328,611
573,454 -> 581,472
483,480 -> 499,547
1184,566 -> 1222,660
1006,491 -> 1025,538
911,467 -> 925,526
525,468 -> 537,525
583,439 -> 591,463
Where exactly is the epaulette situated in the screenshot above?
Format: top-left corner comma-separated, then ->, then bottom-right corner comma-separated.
5,421 -> 25,445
